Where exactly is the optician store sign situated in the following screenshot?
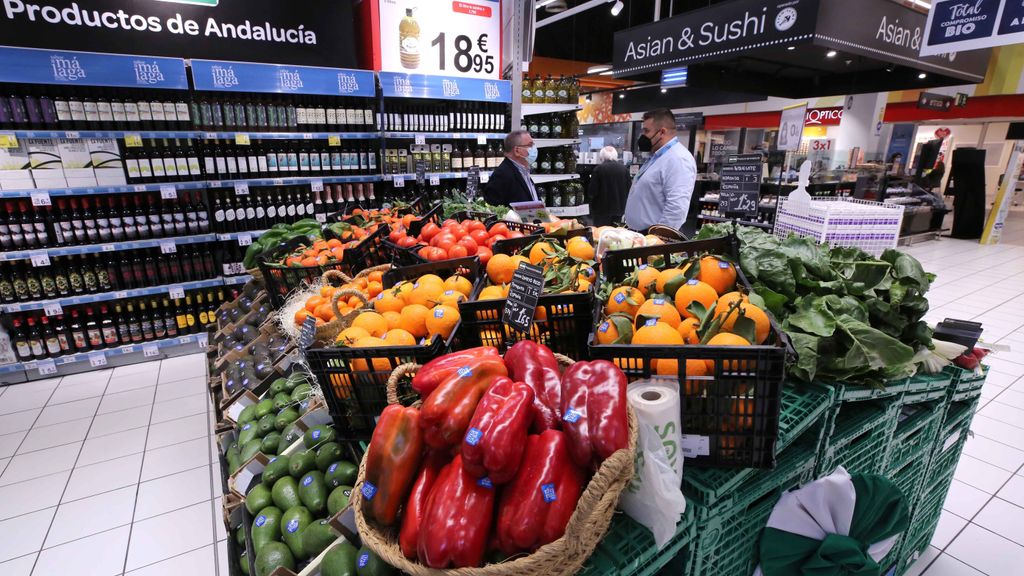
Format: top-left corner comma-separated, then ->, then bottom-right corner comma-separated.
379,71 -> 511,102
921,0 -> 1024,56
191,60 -> 375,97
0,45 -> 187,89
804,107 -> 843,126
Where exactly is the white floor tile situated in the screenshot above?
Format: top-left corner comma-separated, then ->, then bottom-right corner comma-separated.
0,430 -> 27,459
998,475 -> 1024,508
216,539 -> 229,576
960,434 -> 1024,472
140,438 -> 210,482
150,394 -> 207,425
0,388 -> 54,416
0,507 -> 55,562
943,480 -> 992,519
0,553 -> 36,576
16,418 -> 91,454
58,370 -> 112,389
126,543 -> 216,576
0,470 -> 70,521
995,388 -> 1024,410
87,405 -> 151,439
44,485 -> 136,548
973,497 -> 1024,547
47,380 -> 108,406
112,362 -> 156,378
904,546 -> 940,576
923,552 -> 986,575
62,453 -> 144,503
0,409 -> 41,436
946,523 -> 1024,575
77,428 -> 147,467
125,502 -> 214,571
969,414 -> 1024,446
153,377 -> 207,403
96,387 -> 155,415
0,442 -> 81,487
977,401 -> 1024,429
34,525 -> 130,576
33,397 -> 100,428
134,466 -> 212,521
953,454 -> 1016,494
157,355 -> 206,384
145,414 -> 208,451
212,498 -> 226,542
932,510 -> 969,549
104,372 -> 158,395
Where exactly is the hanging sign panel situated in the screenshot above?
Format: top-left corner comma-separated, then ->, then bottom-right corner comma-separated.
0,45 -> 187,89
379,71 -> 511,102
921,0 -> 1024,56
777,103 -> 807,152
191,60 -> 375,97
376,0 -> 501,79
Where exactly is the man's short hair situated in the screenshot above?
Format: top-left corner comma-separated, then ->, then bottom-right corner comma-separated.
503,130 -> 530,154
642,108 -> 676,131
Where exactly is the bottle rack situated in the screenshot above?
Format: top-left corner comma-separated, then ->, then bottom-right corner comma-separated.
519,76 -> 584,212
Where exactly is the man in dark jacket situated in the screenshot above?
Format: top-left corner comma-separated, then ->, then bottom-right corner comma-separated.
484,130 -> 539,206
588,146 -> 631,226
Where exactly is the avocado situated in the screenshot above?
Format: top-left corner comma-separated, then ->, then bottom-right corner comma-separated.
226,444 -> 242,474
269,377 -> 288,396
271,476 -> 302,511
245,484 -> 273,516
273,392 -> 293,412
298,471 -> 327,516
237,404 -> 258,425
254,541 -> 295,576
250,506 -> 282,555
280,505 -> 314,559
304,425 -> 337,449
235,526 -> 245,546
356,545 -> 396,576
256,414 -> 276,437
282,375 -> 300,393
274,407 -> 299,431
291,383 -> 312,403
239,439 -> 262,463
327,485 -> 353,516
239,550 -> 251,575
278,422 -> 303,453
300,519 -> 341,559
260,432 -> 282,455
237,422 -> 259,447
289,450 -> 316,478
262,455 -> 290,487
325,461 -> 358,489
321,542 -> 359,576
316,443 -> 343,471
255,398 -> 275,418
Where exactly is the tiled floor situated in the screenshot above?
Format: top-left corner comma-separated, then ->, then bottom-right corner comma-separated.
0,354 -> 226,576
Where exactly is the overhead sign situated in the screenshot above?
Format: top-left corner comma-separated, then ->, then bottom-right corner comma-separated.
191,60 -> 375,97
921,0 -> 1024,56
0,0 -> 356,67
917,92 -> 955,112
0,45 -> 187,89
376,0 -> 501,79
674,112 -> 704,129
379,71 -> 511,102
804,107 -> 844,126
777,102 -> 807,152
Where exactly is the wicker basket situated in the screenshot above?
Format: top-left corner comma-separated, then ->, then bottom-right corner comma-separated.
352,355 -> 638,576
277,269 -> 374,347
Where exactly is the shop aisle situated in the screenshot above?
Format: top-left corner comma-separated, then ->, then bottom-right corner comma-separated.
0,355 -> 226,576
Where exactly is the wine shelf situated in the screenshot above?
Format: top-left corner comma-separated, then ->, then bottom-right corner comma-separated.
2,277 -> 226,313
0,333 -> 208,378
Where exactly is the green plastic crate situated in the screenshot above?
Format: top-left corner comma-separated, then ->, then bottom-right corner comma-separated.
817,396 -> 901,476
889,444 -> 930,512
946,365 -> 988,402
903,371 -> 953,397
828,378 -> 907,403
886,401 -> 945,473
579,505 -> 696,576
686,438 -> 818,576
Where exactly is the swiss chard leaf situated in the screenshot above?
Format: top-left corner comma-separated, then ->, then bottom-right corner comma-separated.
833,315 -> 915,371
787,332 -> 820,382
786,296 -> 837,337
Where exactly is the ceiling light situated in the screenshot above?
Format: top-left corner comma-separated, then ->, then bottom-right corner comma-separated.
611,1 -> 624,16
618,93 -> 625,99
787,46 -> 796,51
826,50 -> 837,58
918,72 -> 928,79
535,0 -> 562,9
599,70 -> 614,76
587,64 -> 612,74
660,88 -> 667,93
914,0 -> 932,8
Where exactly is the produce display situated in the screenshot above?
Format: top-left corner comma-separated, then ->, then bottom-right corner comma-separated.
479,235 -> 596,297
387,217 -> 520,264
242,219 -> 325,270
438,192 -> 508,220
292,271 -> 382,328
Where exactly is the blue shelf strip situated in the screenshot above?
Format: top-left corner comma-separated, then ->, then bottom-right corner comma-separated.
199,132 -> 380,140
0,333 -> 209,376
191,60 -> 375,97
1,130 -> 380,141
384,132 -> 506,140
379,72 -> 512,103
2,277 -> 225,313
390,171 -> 492,181
224,274 -> 253,286
0,233 -> 217,261
0,175 -> 381,198
0,46 -> 188,90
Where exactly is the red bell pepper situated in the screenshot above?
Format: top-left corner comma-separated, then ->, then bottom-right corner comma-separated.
495,430 -> 586,555
560,360 -> 629,469
361,405 -> 424,527
417,454 -> 496,568
505,341 -> 563,432
398,451 -> 447,559
411,346 -> 500,397
420,356 -> 508,448
461,377 -> 534,484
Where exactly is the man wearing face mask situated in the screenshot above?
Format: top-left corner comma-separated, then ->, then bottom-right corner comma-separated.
484,130 -> 540,207
623,108 -> 697,232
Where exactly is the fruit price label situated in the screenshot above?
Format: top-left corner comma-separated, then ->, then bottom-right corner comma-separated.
124,134 -> 143,147
328,135 -> 341,147
159,185 -> 177,200
143,344 -> 159,358
37,359 -> 57,375
0,133 -> 19,148
237,233 -> 252,246
310,179 -> 324,192
42,302 -> 63,317
315,213 -> 327,223
392,175 -> 405,188
30,192 -> 51,207
235,133 -> 251,146
168,285 -> 185,299
159,242 -> 177,254
680,434 -> 710,457
477,135 -> 487,145
88,352 -> 107,368
298,315 -> 317,350
466,166 -> 480,199
415,134 -> 426,145
234,182 -> 249,195
502,262 -> 545,334
30,252 -> 51,267
479,171 -> 489,184
429,175 -> 440,186
415,160 -> 426,185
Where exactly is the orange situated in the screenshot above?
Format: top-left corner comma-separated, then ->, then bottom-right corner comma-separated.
294,309 -> 310,326
405,282 -> 443,308
486,254 -> 516,284
382,310 -> 402,331
635,265 -> 661,297
366,281 -> 383,298
326,238 -> 343,249
425,305 -> 460,340
436,289 -> 467,307
673,279 -> 718,319
416,274 -> 445,288
578,265 -> 597,283
529,241 -> 557,266
677,317 -> 700,344
319,285 -> 337,298
399,304 -> 431,338
596,315 -> 633,345
478,285 -> 506,300
510,255 -> 530,270
574,279 -> 592,293
705,332 -> 751,373
350,337 -> 393,372
335,326 -> 371,344
632,321 -> 684,346
368,270 -> 384,284
373,291 -> 405,314
383,328 -> 417,346
392,281 -> 415,302
443,275 -> 473,297
655,268 -> 686,294
605,286 -> 645,317
566,236 -> 595,261
718,302 -> 771,344
697,256 -> 737,295
534,305 -> 548,323
305,295 -> 324,313
314,303 -> 335,322
636,297 -> 681,328
352,311 -> 388,337
716,291 -> 750,314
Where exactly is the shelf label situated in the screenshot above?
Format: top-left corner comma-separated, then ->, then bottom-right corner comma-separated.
480,171 -> 489,184
101,244 -> 115,252
143,344 -> 159,358
302,133 -> 314,140
37,359 -> 57,375
217,234 -> 231,241
42,302 -> 63,317
392,175 -> 405,188
133,185 -> 147,192
237,233 -> 252,246
477,135 -> 487,145
179,336 -> 191,345
88,352 -> 107,368
120,345 -> 135,354
124,134 -> 143,148
328,135 -> 341,147
235,133 -> 251,146
168,285 -> 185,299
159,185 -> 177,200
414,134 -> 426,145
429,175 -> 440,186
234,182 -> 249,195
114,291 -> 127,299
272,179 -> 284,186
310,179 -> 324,192
315,213 -> 327,223
197,334 -> 209,348
680,434 -> 711,457
30,252 -> 51,267
159,242 -> 177,254
64,131 -> 80,139
204,132 -> 218,140
0,133 -> 19,148
30,192 -> 51,207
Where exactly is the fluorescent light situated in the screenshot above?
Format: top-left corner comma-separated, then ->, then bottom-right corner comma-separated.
918,72 -> 928,79
611,0 -> 624,16
599,70 -> 614,76
535,0 -> 559,8
826,50 -> 837,58
587,64 -> 612,74
618,93 -> 625,99
787,46 -> 796,51
661,88 -> 667,93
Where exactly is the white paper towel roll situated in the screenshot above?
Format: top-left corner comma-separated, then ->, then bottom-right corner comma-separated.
627,379 -> 683,482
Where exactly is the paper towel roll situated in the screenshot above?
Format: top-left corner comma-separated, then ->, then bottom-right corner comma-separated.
628,379 -> 683,482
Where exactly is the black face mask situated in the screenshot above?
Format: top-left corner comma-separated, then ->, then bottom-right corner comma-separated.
636,134 -> 653,152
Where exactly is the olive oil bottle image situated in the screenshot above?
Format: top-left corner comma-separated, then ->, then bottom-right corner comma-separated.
400,7 -> 421,69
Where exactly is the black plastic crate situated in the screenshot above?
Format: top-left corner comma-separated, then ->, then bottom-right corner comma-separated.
589,235 -> 788,469
406,202 -> 442,237
458,289 -> 594,358
396,218 -> 545,266
491,226 -> 593,256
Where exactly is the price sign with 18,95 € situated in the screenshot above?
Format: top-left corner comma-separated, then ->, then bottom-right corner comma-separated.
378,0 -> 500,79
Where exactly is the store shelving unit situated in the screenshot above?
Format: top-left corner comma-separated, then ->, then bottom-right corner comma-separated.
522,103 -> 583,116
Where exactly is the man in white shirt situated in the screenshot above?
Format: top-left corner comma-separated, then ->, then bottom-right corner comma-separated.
623,108 -> 697,232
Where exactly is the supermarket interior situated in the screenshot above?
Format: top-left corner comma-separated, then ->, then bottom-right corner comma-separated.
1,0 -> 1024,575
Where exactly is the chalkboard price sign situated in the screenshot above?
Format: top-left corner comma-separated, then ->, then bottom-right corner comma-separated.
415,160 -> 426,185
298,315 -> 318,350
719,157 -> 762,217
502,262 -> 545,334
467,166 -> 481,200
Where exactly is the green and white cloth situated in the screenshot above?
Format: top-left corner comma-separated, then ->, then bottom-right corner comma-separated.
754,467 -> 910,576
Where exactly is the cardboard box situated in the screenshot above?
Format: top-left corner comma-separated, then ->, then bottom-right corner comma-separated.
0,141 -> 34,190
57,138 -> 96,187
88,138 -> 126,185
25,138 -> 67,188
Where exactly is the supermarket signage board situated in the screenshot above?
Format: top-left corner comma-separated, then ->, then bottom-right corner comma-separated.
719,156 -> 762,217
777,102 -> 807,152
917,92 -> 955,112
191,60 -> 375,97
503,262 -> 545,335
379,71 -> 511,102
0,46 -> 187,89
921,0 -> 1024,56
375,0 -> 501,79
0,0 -> 356,67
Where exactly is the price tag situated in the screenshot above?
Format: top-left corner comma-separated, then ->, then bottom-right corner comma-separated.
392,175 -> 405,188
466,166 -> 480,200
502,262 -> 545,334
310,179 -> 324,192
114,291 -> 127,299
143,344 -> 159,358
477,135 -> 487,145
680,435 -> 711,457
234,182 -> 249,195
30,192 -> 51,207
414,134 -> 426,145
315,213 -> 327,223
133,185 -> 147,192
160,242 -> 177,254
298,315 -> 317,350
429,175 -> 440,186
302,133 -> 313,140
160,185 -> 177,200
30,252 -> 51,267
480,172 -> 489,184
124,134 -> 143,147
101,244 -> 115,252
120,345 -> 135,354
237,233 -> 252,246
0,133 -> 19,148
415,160 -> 426,186
204,132 -> 218,140
197,334 -> 208,348
179,336 -> 191,345
217,234 -> 231,241
328,135 -> 341,147
42,302 -> 63,317
235,133 -> 251,146
37,359 -> 57,375
64,131 -> 80,138
88,352 -> 107,367
168,285 -> 185,299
